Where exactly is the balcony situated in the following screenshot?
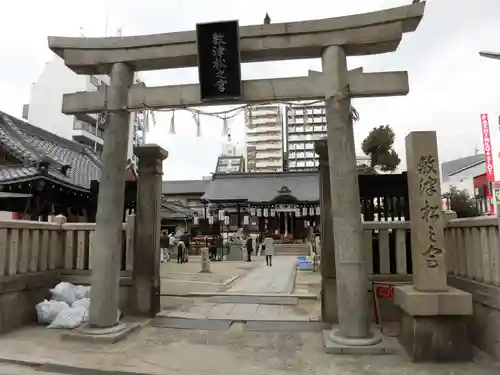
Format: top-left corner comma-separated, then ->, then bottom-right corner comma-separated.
247,134 -> 283,142
253,152 -> 282,160
247,127 -> 282,135
73,119 -> 104,145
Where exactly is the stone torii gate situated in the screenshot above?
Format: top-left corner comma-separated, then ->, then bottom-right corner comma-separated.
48,2 -> 426,349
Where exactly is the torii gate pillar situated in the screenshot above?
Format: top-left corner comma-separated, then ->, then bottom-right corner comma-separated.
321,45 -> 386,353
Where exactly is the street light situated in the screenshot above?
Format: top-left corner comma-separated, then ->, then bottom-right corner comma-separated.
479,51 -> 500,60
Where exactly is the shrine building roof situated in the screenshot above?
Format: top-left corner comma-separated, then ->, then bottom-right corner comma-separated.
201,171 -> 319,203
162,179 -> 211,196
0,111 -> 102,191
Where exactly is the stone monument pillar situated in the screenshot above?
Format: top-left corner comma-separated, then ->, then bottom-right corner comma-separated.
130,144 -> 168,317
321,45 -> 383,352
200,247 -> 211,273
314,139 -> 337,323
88,63 -> 134,328
394,131 -> 472,362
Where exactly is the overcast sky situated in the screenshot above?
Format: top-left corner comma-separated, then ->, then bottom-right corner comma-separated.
1,0 -> 499,180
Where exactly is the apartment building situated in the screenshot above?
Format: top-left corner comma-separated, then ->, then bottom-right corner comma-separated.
244,105 -> 283,172
25,56 -> 149,159
284,103 -> 327,171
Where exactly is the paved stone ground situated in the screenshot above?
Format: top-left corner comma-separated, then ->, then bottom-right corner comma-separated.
156,257 -> 319,322
0,326 -> 498,375
159,257 -> 259,296
0,254 -> 498,374
227,256 -> 297,294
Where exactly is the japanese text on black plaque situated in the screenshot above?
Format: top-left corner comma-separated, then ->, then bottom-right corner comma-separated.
212,32 -> 227,93
417,155 -> 442,268
196,21 -> 242,101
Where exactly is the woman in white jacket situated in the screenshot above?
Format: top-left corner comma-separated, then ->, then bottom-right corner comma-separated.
262,235 -> 275,266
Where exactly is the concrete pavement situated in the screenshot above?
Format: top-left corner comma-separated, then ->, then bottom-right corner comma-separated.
227,256 -> 297,294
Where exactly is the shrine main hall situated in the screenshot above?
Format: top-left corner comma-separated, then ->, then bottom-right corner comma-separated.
162,170 -> 409,241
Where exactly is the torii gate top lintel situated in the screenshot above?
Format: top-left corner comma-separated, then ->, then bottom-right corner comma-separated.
48,2 -> 425,75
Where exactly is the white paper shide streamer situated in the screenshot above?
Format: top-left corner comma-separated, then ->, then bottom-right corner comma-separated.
222,116 -> 229,136
192,112 -> 201,137
169,110 -> 176,134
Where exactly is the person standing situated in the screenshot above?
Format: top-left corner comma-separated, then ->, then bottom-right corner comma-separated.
209,236 -> 216,260
245,235 -> 253,262
263,234 -> 275,266
216,235 -> 224,261
177,240 -> 185,263
180,232 -> 190,263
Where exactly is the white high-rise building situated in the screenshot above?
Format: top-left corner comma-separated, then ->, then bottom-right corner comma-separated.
215,134 -> 245,173
25,55 -> 150,160
244,105 -> 283,173
284,103 -> 327,171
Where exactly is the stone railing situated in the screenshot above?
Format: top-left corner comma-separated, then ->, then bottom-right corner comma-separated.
0,214 -> 135,333
445,216 -> 500,286
444,215 -> 500,361
363,221 -> 411,278
0,219 -> 63,276
0,214 -> 135,278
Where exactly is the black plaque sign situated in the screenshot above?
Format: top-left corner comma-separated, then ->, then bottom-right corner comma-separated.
196,20 -> 242,101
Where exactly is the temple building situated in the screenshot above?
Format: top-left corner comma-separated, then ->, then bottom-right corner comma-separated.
0,111 -> 101,221
201,171 -> 320,240
191,170 -> 409,241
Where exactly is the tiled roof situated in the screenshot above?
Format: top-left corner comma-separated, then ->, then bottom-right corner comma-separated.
0,111 -> 101,191
201,172 -> 319,202
162,179 -> 210,196
160,199 -> 197,219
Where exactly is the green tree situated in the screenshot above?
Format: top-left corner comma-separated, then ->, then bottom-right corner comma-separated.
361,125 -> 401,173
443,186 -> 480,218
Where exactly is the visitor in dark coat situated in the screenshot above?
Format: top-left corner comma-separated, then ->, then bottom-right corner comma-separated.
245,235 -> 253,262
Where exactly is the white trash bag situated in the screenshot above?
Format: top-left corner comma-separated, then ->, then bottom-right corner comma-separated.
74,285 -> 91,300
50,282 -> 76,305
71,298 -> 121,323
48,306 -> 87,329
36,299 -> 69,325
72,297 -> 90,310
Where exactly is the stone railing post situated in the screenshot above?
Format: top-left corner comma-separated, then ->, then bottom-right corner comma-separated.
129,144 -> 168,317
53,214 -> 67,269
443,209 -> 457,222
314,139 -> 337,323
443,209 -> 457,275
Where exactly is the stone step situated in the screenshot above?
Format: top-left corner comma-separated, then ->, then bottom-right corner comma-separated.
209,295 -> 297,305
274,253 -> 309,257
274,244 -> 310,255
182,291 -> 318,300
151,316 -> 326,332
